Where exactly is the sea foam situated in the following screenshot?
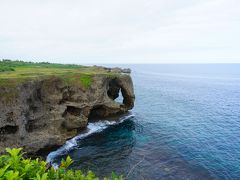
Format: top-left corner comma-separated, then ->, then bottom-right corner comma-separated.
47,112 -> 134,167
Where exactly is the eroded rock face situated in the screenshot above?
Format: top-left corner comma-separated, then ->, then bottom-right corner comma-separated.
0,72 -> 135,156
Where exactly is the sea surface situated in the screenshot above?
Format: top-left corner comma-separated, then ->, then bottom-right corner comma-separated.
48,64 -> 240,179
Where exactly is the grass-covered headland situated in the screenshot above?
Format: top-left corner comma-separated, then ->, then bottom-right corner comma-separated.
0,61 -> 124,179
0,60 -> 117,88
0,148 -> 122,180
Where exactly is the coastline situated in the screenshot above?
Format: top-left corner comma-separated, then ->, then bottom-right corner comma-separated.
0,60 -> 135,156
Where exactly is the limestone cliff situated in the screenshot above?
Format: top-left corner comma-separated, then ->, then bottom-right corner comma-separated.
0,68 -> 135,155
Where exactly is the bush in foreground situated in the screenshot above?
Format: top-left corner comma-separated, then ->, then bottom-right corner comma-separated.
0,148 -> 122,180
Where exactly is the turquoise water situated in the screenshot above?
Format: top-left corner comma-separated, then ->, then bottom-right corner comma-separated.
49,64 -> 240,179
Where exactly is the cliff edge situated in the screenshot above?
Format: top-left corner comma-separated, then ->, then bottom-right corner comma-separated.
0,61 -> 135,156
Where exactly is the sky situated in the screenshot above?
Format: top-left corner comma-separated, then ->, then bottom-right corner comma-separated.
0,0 -> 240,64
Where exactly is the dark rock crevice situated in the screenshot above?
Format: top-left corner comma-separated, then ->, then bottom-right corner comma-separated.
107,79 -> 121,101
63,106 -> 82,117
88,105 -> 108,120
62,106 -> 89,131
0,125 -> 18,134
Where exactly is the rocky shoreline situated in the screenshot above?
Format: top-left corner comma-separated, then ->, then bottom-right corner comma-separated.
0,67 -> 135,156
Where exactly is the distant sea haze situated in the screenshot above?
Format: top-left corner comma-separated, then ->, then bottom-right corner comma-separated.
49,64 -> 240,179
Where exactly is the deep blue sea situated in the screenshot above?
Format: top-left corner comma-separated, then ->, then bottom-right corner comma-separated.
48,64 -> 240,179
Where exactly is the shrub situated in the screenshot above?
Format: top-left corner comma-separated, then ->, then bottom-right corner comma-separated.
0,66 -> 15,72
79,75 -> 92,88
0,148 -> 122,180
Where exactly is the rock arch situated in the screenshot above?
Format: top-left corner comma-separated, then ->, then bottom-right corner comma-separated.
88,76 -> 135,121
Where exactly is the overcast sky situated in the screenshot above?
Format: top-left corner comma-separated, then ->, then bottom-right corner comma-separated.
0,0 -> 239,64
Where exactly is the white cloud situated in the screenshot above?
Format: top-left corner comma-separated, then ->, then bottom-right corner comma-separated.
0,0 -> 239,63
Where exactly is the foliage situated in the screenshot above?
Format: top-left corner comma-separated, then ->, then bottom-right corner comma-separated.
0,60 -> 120,88
0,59 -> 84,71
0,66 -> 15,72
79,75 -> 92,88
0,148 -> 122,180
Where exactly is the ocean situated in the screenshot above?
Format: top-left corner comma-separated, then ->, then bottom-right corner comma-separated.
48,64 -> 240,179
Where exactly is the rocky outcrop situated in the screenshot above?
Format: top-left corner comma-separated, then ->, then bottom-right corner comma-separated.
0,69 -> 135,156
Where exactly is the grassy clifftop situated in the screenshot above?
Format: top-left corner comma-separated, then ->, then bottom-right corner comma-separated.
0,60 -> 84,72
0,60 -> 118,88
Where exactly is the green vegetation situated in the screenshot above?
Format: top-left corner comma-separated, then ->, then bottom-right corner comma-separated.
0,59 -> 84,71
79,75 -> 92,88
0,66 -> 15,72
0,148 -> 122,180
0,60 -> 118,88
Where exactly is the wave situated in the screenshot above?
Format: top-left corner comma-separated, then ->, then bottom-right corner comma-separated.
47,112 -> 135,167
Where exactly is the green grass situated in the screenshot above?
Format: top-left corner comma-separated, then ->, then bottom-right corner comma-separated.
0,59 -> 84,70
79,75 -> 92,88
0,60 -> 119,88
0,148 -> 122,180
